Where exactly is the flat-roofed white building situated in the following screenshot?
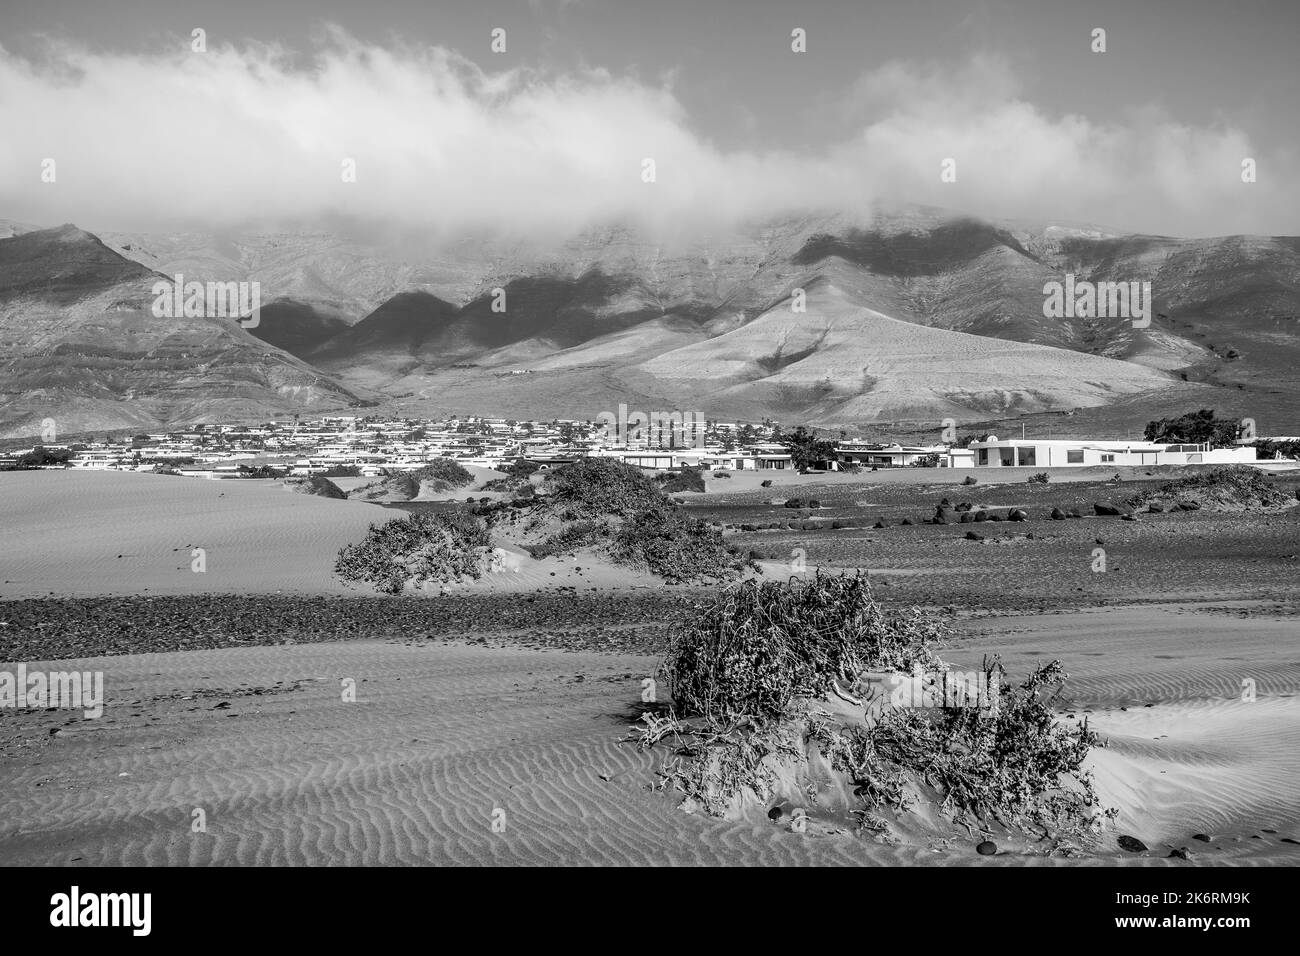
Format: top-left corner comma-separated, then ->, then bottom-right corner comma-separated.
967,437 -> 1257,468
834,443 -> 946,468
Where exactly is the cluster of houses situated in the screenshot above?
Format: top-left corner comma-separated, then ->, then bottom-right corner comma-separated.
3,415 -> 1279,478
4,416 -> 792,477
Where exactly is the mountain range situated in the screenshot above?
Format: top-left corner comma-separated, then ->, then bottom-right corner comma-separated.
2,206 -> 1297,439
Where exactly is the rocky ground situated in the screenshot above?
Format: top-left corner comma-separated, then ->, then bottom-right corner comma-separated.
0,590 -> 697,661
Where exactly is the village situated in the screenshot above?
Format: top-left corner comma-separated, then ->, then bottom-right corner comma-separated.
0,412 -> 1278,478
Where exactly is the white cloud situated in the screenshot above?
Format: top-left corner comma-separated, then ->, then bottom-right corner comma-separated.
0,34 -> 1292,240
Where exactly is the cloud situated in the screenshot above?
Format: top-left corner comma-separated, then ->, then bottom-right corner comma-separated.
841,57 -> 1289,237
0,33 -> 1293,241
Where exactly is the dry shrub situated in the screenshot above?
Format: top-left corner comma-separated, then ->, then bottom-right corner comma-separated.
644,571 -> 1112,837
1127,465 -> 1289,511
335,510 -> 490,593
663,572 -> 943,722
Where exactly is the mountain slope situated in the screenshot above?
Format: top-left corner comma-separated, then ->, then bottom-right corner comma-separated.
0,226 -> 364,437
313,208 -> 1277,425
8,207 -> 1298,432
248,299 -> 351,358
631,277 -> 1173,423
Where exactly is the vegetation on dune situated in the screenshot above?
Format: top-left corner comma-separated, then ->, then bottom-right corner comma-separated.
335,510 -> 490,593
612,505 -> 751,583
807,658 -> 1108,834
365,457 -> 476,499
522,519 -> 608,559
658,466 -> 705,494
502,457 -> 542,479
538,457 -> 666,518
663,573 -> 944,722
337,456 -> 749,590
372,472 -> 422,498
481,457 -> 541,492
635,571 -> 1111,840
1126,464 -> 1291,511
522,459 -> 749,582
409,457 -> 474,487
284,475 -> 346,498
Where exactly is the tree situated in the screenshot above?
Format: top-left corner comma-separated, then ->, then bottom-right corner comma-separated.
777,426 -> 836,473
504,457 -> 540,479
16,446 -> 73,468
1144,409 -> 1241,447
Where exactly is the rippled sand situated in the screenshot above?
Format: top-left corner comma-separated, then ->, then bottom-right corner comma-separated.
3,604 -> 1297,866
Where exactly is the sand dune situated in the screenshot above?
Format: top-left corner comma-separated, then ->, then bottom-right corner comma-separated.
955,606 -> 1300,860
0,641 -> 895,866
3,604 -> 1297,866
4,472 -> 1296,864
0,471 -> 387,598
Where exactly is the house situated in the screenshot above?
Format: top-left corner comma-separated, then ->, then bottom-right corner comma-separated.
834,443 -> 946,468
966,437 -> 1257,468
943,447 -> 975,469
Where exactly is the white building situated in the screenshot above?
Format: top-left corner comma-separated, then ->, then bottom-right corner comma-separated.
834,443 -> 947,468
590,446 -> 794,471
967,437 -> 1257,468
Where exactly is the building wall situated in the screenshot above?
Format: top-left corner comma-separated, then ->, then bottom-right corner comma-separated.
971,443 -> 1256,467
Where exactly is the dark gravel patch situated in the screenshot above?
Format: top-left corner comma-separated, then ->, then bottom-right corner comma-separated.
0,591 -> 708,661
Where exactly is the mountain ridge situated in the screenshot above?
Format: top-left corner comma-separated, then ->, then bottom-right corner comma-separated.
3,206 -> 1297,437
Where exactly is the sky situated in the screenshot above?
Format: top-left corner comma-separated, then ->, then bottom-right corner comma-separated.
0,0 -> 1296,240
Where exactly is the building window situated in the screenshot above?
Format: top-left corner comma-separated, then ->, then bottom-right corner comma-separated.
1067,449 -> 1084,464
1017,447 -> 1036,467
1101,454 -> 1115,463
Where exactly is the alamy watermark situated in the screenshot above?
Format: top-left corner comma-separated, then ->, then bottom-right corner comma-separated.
596,404 -> 706,449
151,273 -> 261,328
1043,274 -> 1152,328
0,664 -> 104,718
50,886 -> 150,936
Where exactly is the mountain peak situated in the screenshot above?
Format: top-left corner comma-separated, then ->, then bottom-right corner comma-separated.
50,222 -> 98,242
0,222 -> 157,303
